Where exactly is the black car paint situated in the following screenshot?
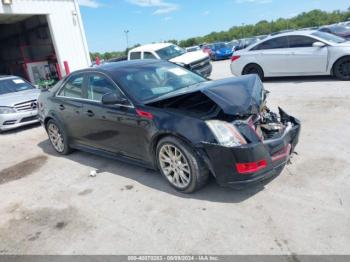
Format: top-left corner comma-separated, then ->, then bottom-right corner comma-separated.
39,60 -> 301,188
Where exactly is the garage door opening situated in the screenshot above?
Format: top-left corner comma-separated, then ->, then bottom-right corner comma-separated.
0,14 -> 61,86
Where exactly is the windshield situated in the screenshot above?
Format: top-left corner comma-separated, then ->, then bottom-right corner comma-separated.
186,46 -> 200,52
156,45 -> 186,60
312,31 -> 346,43
114,62 -> 207,102
0,78 -> 34,95
330,26 -> 350,34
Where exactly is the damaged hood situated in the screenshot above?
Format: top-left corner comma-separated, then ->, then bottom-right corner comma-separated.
146,74 -> 266,116
200,74 -> 265,115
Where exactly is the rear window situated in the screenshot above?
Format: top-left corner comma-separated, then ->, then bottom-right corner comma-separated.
0,78 -> 34,95
252,36 -> 288,50
130,52 -> 141,60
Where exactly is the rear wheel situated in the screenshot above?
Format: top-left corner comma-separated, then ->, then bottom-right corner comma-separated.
46,119 -> 71,155
243,64 -> 264,80
333,57 -> 350,80
156,137 -> 209,193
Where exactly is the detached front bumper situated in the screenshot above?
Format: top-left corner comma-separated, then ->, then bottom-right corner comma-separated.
0,110 -> 39,131
200,111 -> 301,188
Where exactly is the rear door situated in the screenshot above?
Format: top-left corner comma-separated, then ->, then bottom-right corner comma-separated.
286,35 -> 328,74
251,36 -> 290,76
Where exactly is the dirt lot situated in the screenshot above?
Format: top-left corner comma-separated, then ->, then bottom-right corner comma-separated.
0,60 -> 349,255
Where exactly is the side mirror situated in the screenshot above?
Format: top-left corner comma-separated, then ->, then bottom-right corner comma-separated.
102,93 -> 128,105
313,42 -> 326,48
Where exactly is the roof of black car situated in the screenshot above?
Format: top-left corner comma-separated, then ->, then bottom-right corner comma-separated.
91,59 -> 162,74
0,75 -> 16,80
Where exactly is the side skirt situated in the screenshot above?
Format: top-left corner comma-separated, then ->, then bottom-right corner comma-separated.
70,143 -> 156,170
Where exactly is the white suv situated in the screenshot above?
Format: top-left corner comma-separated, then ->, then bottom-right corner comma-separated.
128,43 -> 212,77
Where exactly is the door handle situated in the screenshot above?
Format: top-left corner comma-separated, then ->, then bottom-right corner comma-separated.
86,110 -> 95,117
59,104 -> 65,110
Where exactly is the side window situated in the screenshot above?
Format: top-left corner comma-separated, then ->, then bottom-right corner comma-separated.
58,74 -> 84,98
87,74 -> 122,102
130,52 -> 141,60
252,37 -> 288,50
288,36 -> 317,48
144,52 -> 156,59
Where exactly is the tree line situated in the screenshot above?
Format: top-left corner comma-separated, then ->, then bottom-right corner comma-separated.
90,7 -> 350,61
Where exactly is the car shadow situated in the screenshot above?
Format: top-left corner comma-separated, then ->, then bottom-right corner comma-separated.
264,75 -> 338,84
0,122 -> 41,135
37,139 -> 274,204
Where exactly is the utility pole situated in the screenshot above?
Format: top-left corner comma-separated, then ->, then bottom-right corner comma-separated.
124,30 -> 130,50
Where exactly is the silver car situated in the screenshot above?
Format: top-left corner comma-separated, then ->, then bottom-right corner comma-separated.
0,76 -> 40,131
231,30 -> 350,80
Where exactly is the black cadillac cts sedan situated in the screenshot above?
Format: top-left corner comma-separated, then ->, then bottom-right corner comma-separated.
38,60 -> 300,193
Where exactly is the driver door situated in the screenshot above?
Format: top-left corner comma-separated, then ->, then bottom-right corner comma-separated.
78,73 -> 147,160
286,35 -> 328,74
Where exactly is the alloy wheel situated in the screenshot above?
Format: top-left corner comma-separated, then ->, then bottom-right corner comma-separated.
159,144 -> 191,188
47,123 -> 65,153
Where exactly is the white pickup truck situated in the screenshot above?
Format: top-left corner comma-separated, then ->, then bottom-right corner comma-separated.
128,43 -> 212,77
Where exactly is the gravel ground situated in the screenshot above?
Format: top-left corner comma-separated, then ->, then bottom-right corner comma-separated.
0,60 -> 349,255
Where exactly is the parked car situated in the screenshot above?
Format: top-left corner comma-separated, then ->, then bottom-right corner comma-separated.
185,46 -> 201,52
38,60 -> 300,193
128,43 -> 212,77
319,25 -> 350,40
234,37 -> 261,51
0,75 -> 40,131
227,40 -> 239,52
202,44 -> 213,56
210,42 -> 233,60
231,30 -> 350,80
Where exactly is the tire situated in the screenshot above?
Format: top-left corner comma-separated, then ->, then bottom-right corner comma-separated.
243,64 -> 264,80
46,119 -> 71,155
333,57 -> 350,81
156,136 -> 209,193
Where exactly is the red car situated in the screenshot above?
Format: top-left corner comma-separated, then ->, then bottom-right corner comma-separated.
202,44 -> 213,56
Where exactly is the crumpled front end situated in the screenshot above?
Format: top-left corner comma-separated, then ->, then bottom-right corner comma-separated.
200,108 -> 301,187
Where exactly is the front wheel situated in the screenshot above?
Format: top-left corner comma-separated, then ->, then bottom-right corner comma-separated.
333,57 -> 350,80
46,119 -> 71,155
156,137 -> 209,193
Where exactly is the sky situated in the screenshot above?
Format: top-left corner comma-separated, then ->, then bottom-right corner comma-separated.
77,0 -> 350,52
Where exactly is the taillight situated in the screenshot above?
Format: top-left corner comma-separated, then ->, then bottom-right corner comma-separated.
231,55 -> 240,62
136,109 -> 154,120
236,160 -> 267,174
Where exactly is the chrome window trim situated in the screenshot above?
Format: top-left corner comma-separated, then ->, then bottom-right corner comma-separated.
55,70 -> 135,109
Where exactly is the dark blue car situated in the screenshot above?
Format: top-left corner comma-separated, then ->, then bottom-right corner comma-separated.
210,42 -> 233,61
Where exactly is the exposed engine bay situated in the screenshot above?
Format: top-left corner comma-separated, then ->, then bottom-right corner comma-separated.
148,90 -> 294,143
233,106 -> 294,143
147,74 -> 297,145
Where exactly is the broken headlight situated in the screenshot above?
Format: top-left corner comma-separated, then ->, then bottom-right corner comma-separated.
206,120 -> 247,147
